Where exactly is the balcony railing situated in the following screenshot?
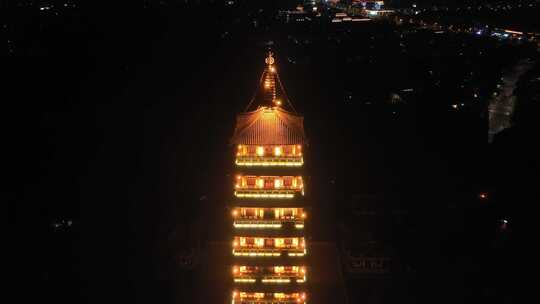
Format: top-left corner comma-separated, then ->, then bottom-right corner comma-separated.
235,156 -> 303,167
232,292 -> 307,304
232,247 -> 306,257
236,145 -> 303,168
233,219 -> 283,229
232,208 -> 306,229
234,176 -> 304,199
233,219 -> 304,229
234,189 -> 303,199
233,266 -> 307,284
233,274 -> 306,284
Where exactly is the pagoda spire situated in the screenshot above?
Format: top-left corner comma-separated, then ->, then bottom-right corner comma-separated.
264,51 -> 282,107
244,52 -> 299,113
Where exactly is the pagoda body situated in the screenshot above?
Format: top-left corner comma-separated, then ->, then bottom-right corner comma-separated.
230,52 -> 308,304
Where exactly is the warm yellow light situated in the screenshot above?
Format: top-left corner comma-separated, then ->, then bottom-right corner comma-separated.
262,278 -> 290,283
274,179 -> 282,188
234,223 -> 282,228
256,146 -> 264,156
233,250 -> 282,257
232,210 -> 238,217
254,238 -> 264,247
270,66 -> 275,73
235,159 -> 304,167
256,179 -> 264,188
234,278 -> 256,283
234,192 -> 295,199
274,146 -> 282,156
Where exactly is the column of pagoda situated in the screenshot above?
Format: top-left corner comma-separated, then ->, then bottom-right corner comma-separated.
230,52 -> 309,304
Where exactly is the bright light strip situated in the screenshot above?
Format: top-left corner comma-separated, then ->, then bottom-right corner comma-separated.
234,223 -> 282,228
295,224 -> 304,229
235,192 -> 295,199
232,299 -> 306,304
287,249 -> 307,257
233,250 -> 281,257
234,278 -> 256,283
236,160 -> 304,167
232,292 -> 306,304
262,278 -> 291,283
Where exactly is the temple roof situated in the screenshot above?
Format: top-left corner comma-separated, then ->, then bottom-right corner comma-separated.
231,107 -> 306,145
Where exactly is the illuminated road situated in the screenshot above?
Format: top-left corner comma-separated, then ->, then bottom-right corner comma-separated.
488,58 -> 534,142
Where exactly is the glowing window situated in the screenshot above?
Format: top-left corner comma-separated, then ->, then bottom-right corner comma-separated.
254,238 -> 264,247
256,146 -> 264,156
274,293 -> 285,299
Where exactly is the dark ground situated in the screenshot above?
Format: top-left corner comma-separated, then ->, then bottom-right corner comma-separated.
7,1 -> 539,304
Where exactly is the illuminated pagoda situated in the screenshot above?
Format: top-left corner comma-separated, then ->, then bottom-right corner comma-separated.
230,52 -> 308,304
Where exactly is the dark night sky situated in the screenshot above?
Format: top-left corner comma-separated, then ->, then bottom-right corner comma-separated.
7,1 -> 539,304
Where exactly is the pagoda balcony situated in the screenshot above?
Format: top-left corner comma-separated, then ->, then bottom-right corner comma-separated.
235,176 -> 304,199
236,145 -> 303,167
232,208 -> 306,229
232,291 -> 307,304
232,266 -> 307,284
232,237 -> 307,257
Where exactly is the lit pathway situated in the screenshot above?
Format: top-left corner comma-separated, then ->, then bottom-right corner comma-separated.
488,58 -> 534,142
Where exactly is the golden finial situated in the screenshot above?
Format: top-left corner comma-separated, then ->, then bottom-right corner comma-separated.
265,51 -> 275,66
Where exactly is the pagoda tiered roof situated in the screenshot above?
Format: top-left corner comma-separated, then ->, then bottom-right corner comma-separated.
231,107 -> 307,145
